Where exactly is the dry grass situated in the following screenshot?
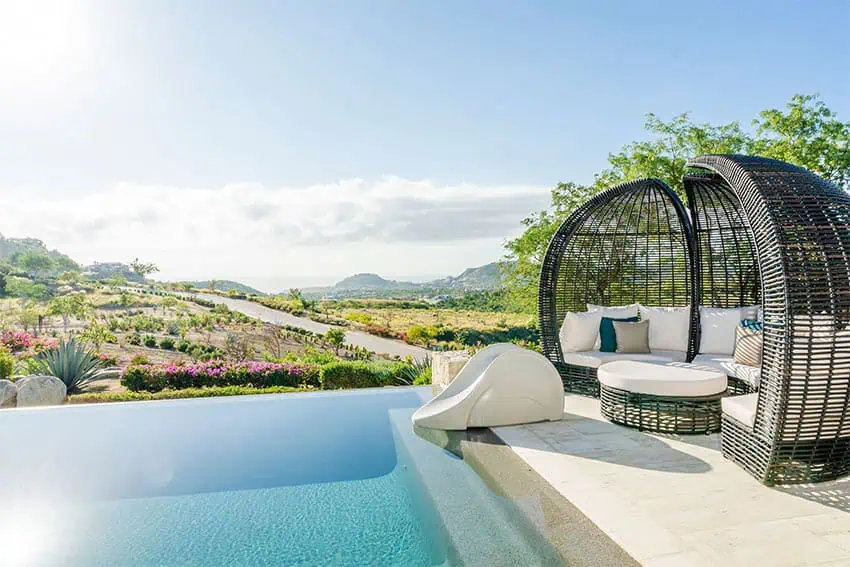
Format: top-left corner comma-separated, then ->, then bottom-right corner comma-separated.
329,306 -> 533,334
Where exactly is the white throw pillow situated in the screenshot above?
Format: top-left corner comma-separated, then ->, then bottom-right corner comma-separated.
638,305 -> 690,352
587,304 -> 639,349
587,303 -> 639,319
699,307 -> 744,355
559,310 -> 603,353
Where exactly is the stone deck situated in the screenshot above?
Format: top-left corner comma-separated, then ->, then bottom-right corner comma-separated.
493,395 -> 850,566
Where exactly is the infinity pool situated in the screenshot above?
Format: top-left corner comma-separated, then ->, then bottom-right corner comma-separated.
0,387 -> 561,566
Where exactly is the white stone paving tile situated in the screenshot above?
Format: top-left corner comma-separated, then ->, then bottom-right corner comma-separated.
493,394 -> 850,566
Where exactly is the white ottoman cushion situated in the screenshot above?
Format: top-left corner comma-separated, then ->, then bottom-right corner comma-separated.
598,360 -> 727,397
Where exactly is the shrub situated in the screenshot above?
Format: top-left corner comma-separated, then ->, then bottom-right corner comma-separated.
177,340 -> 191,353
413,367 -> 432,385
30,338 -> 119,395
364,325 -> 396,339
0,348 -> 14,380
166,321 -> 182,336
128,333 -> 142,346
2,330 -> 33,353
159,337 -> 175,350
143,335 -> 158,348
344,312 -> 373,325
319,360 -> 414,390
130,354 -> 150,365
407,326 -> 438,345
97,353 -> 119,366
121,360 -> 321,392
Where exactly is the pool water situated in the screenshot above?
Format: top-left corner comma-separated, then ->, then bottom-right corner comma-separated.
0,388 -> 560,566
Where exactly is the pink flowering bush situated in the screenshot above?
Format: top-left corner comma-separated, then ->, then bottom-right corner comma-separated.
2,331 -> 33,353
31,337 -> 59,354
121,360 -> 320,392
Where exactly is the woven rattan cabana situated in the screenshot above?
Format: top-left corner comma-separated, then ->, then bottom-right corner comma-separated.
687,154 -> 850,485
538,179 -> 698,397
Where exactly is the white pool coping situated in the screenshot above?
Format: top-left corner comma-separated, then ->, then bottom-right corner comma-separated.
493,394 -> 850,567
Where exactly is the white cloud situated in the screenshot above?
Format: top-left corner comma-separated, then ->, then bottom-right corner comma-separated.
0,177 -> 550,292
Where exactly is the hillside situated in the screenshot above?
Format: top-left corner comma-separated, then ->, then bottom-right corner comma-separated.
303,262 -> 504,299
182,280 -> 266,296
0,233 -> 79,277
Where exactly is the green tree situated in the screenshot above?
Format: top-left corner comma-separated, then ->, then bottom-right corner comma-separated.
502,94 -> 850,314
325,328 -> 346,355
288,288 -> 303,302
48,294 -> 91,333
6,276 -> 49,301
750,94 -> 850,189
407,325 -> 438,346
130,258 -> 159,280
209,279 -> 219,292
14,251 -> 55,280
80,322 -> 117,351
58,270 -> 84,286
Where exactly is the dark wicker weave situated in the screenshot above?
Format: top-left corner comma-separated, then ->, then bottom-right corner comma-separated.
600,385 -> 723,434
688,154 -> 850,485
539,179 -> 698,396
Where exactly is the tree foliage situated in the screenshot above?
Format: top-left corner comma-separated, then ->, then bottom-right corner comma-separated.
502,94 -> 850,314
130,258 -> 160,279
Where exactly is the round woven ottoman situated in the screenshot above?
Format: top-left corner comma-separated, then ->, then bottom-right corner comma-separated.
598,361 -> 727,434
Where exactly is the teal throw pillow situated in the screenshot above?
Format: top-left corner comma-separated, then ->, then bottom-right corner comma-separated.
599,316 -> 638,352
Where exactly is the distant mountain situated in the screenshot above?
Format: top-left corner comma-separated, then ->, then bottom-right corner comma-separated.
302,262 -> 504,299
333,273 -> 419,292
182,280 -> 266,296
430,262 -> 502,291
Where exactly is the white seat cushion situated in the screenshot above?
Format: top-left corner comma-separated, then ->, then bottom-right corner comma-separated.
559,310 -> 603,352
722,393 -> 758,428
638,305 -> 690,352
564,349 -> 687,369
691,354 -> 761,389
598,360 -> 727,397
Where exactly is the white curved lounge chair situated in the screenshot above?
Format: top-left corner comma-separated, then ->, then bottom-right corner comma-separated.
412,343 -> 564,430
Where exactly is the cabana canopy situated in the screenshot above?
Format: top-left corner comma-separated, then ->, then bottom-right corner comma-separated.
538,179 -> 697,396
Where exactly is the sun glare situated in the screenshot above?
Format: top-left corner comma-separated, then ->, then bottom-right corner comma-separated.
0,0 -> 93,94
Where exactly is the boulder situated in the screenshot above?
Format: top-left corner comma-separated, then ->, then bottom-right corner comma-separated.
0,380 -> 16,408
16,376 -> 67,408
431,351 -> 471,397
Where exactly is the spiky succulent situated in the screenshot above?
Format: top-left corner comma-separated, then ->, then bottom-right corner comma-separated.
30,338 -> 119,395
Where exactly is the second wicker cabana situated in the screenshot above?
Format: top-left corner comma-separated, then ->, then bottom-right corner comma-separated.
688,154 -> 850,484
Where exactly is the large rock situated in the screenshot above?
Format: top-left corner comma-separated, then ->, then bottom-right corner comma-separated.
0,380 -> 16,408
16,376 -> 67,407
431,351 -> 471,397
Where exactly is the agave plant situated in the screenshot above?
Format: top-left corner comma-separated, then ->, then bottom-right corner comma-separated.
395,354 -> 432,385
30,338 -> 119,395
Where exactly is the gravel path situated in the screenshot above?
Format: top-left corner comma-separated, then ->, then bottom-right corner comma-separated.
192,293 -> 429,361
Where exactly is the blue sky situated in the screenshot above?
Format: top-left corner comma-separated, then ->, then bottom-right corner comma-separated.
0,1 -> 847,291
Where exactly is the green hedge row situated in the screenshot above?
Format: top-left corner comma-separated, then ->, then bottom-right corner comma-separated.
68,385 -> 307,404
319,360 -> 416,389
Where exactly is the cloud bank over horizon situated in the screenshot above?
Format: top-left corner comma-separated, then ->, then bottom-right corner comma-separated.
0,177 -> 551,292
